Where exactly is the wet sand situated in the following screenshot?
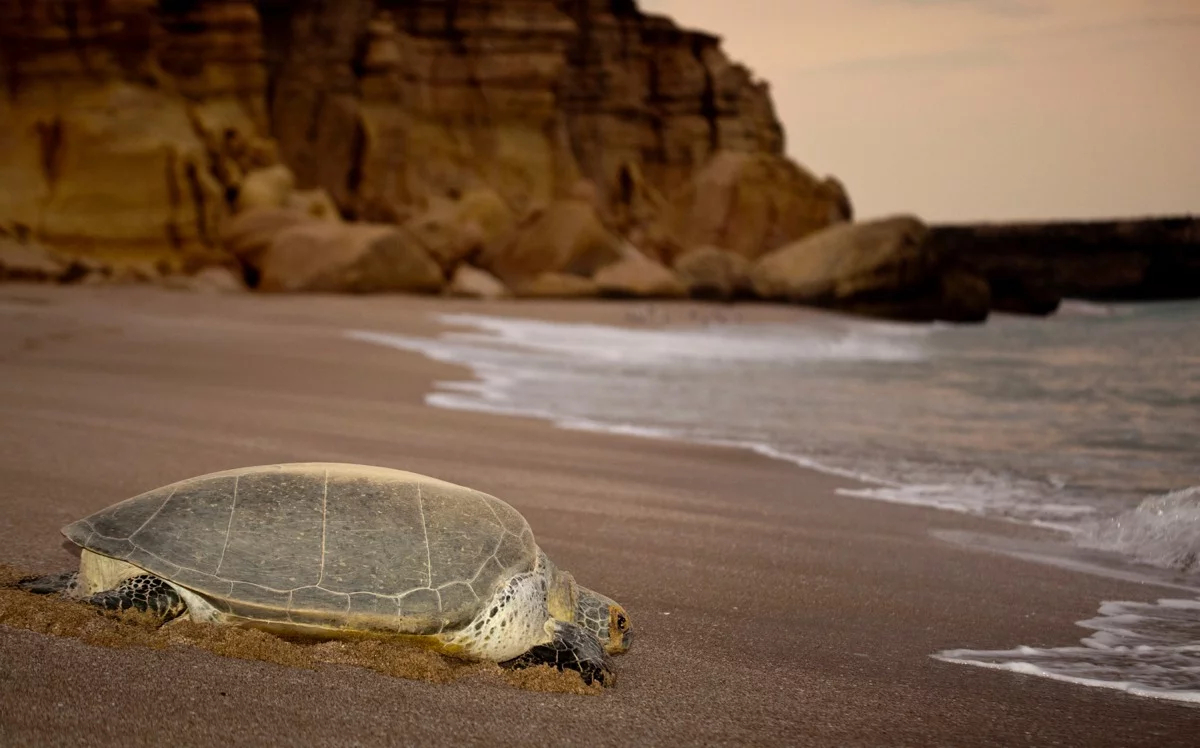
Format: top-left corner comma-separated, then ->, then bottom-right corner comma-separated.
0,284 -> 1196,746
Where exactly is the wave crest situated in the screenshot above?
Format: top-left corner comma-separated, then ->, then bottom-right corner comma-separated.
1081,487 -> 1200,573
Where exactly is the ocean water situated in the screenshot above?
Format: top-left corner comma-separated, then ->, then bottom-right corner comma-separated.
347,300 -> 1200,703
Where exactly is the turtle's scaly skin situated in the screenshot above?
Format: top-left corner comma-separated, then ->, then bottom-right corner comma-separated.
89,575 -> 186,618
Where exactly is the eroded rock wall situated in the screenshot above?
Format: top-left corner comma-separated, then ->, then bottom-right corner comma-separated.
1,0 -> 848,272
254,0 -> 846,249
0,0 -> 275,266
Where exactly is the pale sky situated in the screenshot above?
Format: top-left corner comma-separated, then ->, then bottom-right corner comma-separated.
640,0 -> 1200,222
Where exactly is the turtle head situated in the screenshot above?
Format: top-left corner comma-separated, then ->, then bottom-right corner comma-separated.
539,553 -> 632,654
575,586 -> 632,655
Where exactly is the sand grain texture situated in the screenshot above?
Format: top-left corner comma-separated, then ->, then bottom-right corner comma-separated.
0,285 -> 1197,747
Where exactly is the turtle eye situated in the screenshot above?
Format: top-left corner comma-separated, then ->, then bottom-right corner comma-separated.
616,613 -> 628,631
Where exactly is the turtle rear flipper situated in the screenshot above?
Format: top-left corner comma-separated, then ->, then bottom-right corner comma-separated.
86,575 -> 187,621
17,570 -> 78,595
504,620 -> 615,687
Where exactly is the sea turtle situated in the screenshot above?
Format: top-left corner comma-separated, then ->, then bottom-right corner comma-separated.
19,462 -> 632,685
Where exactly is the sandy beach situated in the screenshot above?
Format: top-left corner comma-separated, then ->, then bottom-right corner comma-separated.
0,285 -> 1196,746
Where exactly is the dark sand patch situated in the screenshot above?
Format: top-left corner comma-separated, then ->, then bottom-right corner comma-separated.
0,565 -> 600,695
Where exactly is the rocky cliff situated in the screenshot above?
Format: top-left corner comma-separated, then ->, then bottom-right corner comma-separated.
0,0 -> 272,270
929,216 -> 1200,315
0,0 -> 850,274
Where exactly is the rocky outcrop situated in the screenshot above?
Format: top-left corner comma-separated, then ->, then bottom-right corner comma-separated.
594,250 -> 688,299
219,207 -> 314,282
0,233 -> 64,281
404,189 -> 515,271
476,197 -> 623,286
258,222 -> 443,293
928,216 -> 1200,315
256,0 -> 845,244
673,246 -> 752,301
511,272 -> 599,299
236,165 -> 296,213
652,152 -> 851,263
1,0 -> 851,302
0,0 -> 273,267
285,189 -> 343,222
750,216 -> 991,323
447,265 -> 511,299
162,266 -> 248,294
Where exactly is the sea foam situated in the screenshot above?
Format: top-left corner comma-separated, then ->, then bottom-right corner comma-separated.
1080,487 -> 1200,574
936,596 -> 1200,704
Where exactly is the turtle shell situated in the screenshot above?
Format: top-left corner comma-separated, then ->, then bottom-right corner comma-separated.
62,463 -> 539,634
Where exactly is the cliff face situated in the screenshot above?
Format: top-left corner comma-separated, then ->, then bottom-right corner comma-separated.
0,0 -> 273,267
265,0 -> 838,242
0,0 -> 848,267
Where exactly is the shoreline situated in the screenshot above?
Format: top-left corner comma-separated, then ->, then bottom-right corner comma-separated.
2,284 -> 1198,745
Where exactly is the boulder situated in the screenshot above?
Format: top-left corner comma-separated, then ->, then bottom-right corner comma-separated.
82,263 -> 160,286
446,265 -> 511,299
510,272 -> 599,299
477,199 -> 623,286
673,246 -> 753,300
750,215 -> 990,322
0,238 -> 65,282
163,266 -> 248,294
937,270 -> 992,323
594,251 -> 688,299
219,208 -> 316,274
259,223 -> 444,294
236,165 -> 296,213
659,151 -> 852,264
405,188 -> 515,270
59,256 -> 114,285
284,189 -> 343,222
925,217 -> 1200,313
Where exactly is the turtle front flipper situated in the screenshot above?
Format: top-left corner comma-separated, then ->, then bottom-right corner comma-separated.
84,575 -> 186,621
504,620 -> 615,687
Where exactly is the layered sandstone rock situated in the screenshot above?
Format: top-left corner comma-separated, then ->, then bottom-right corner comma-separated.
259,222 -> 444,293
750,216 -> 990,322
1,0 -> 850,299
262,0 -> 845,244
0,0 -> 272,265
0,234 -> 65,282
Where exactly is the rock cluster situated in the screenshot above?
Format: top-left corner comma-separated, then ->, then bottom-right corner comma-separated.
926,217 -> 1200,315
21,1 -> 1165,322
0,1 -> 862,301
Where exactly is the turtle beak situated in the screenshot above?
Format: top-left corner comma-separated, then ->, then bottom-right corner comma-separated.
617,628 -> 633,653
